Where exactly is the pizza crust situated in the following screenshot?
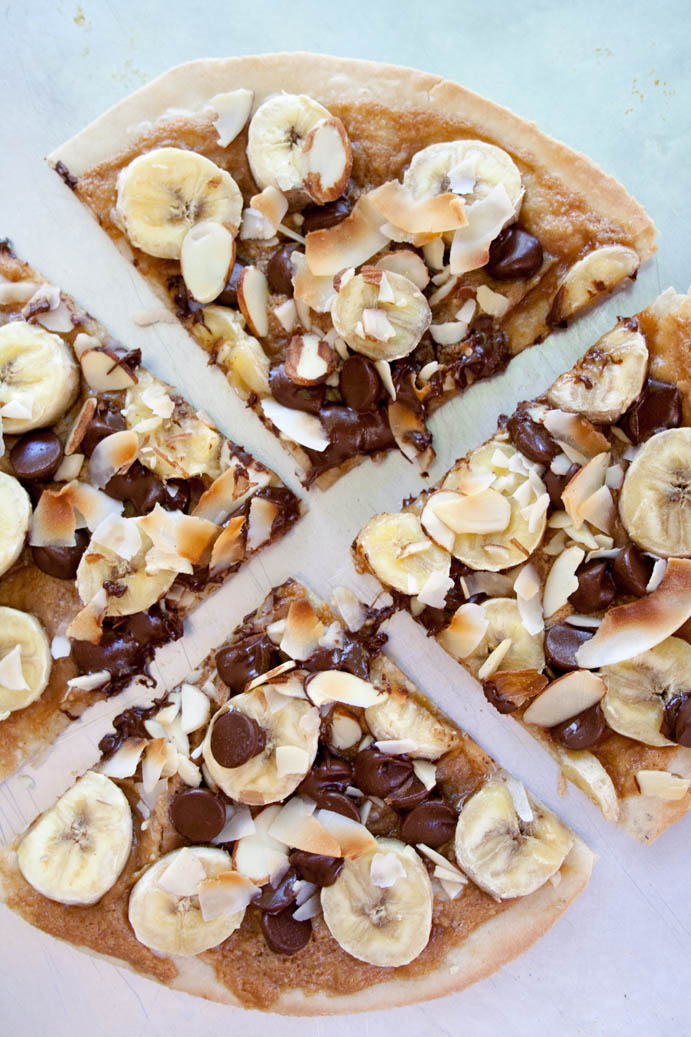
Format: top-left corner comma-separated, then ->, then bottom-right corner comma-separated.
50,53 -> 655,259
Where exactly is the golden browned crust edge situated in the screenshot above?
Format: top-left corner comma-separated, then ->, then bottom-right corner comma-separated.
49,54 -> 656,259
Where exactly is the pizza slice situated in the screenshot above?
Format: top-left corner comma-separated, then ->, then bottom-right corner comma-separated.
0,579 -> 592,1013
0,243 -> 301,780
355,289 -> 691,842
48,54 -> 655,488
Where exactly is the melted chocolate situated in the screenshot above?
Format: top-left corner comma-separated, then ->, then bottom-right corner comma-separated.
486,226 -> 543,280
612,544 -> 654,597
544,463 -> 580,507
289,851 -> 343,887
256,870 -> 298,914
32,529 -> 89,580
507,408 -> 559,465
54,160 -> 78,190
354,748 -> 412,798
81,399 -> 126,457
661,693 -> 691,747
621,377 -> 682,444
269,365 -> 325,413
551,702 -> 607,750
385,773 -> 429,810
214,261 -> 245,307
400,800 -> 457,847
98,698 -> 164,758
339,355 -> 382,412
216,634 -> 277,694
568,561 -> 617,613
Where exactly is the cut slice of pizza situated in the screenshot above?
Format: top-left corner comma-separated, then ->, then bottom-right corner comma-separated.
0,242 -> 301,780
48,54 -> 656,488
355,288 -> 691,843
0,579 -> 592,1013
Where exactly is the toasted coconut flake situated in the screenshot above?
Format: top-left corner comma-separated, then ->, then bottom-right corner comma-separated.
245,660 -> 296,692
29,486 -> 78,547
292,892 -> 322,921
438,602 -> 488,659
213,804 -> 256,844
142,737 -> 177,794
66,669 -> 110,692
88,430 -> 139,489
244,497 -> 279,554
91,514 -> 142,560
269,797 -> 341,856
305,194 -> 390,276
543,545 -> 585,618
576,558 -> 691,667
476,284 -> 510,317
429,321 -> 468,345
233,819 -> 290,886
542,410 -> 610,460
422,238 -> 445,270
193,462 -> 265,524
416,569 -> 454,609
561,453 -> 609,528
376,250 -> 430,290
523,671 -> 606,727
157,847 -> 207,898
332,586 -> 366,631
209,515 -> 246,576
68,481 -> 123,531
449,184 -> 515,275
579,484 -> 616,534
139,504 -> 218,565
315,808 -> 376,858
251,186 -> 288,232
99,737 -> 147,779
198,870 -> 258,922
388,401 -> 434,469
305,671 -> 384,708
290,251 -> 337,313
636,769 -> 690,801
280,599 -> 325,661
368,181 -> 467,235
207,88 -> 254,147
514,563 -> 544,636
370,851 -> 406,888
261,398 -> 329,451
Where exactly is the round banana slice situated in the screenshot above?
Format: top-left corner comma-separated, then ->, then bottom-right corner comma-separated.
0,320 -> 80,433
546,324 -> 648,423
356,512 -> 451,596
0,606 -> 52,715
128,846 -> 243,956
365,686 -> 459,760
403,139 -> 523,215
0,473 -> 31,578
115,147 -> 243,260
454,780 -> 573,899
439,438 -> 547,570
331,270 -> 431,362
203,692 -> 320,805
18,771 -> 132,905
76,523 -> 176,617
247,93 -> 350,200
459,598 -> 545,676
619,428 -> 691,557
600,637 -> 691,747
321,838 -> 433,967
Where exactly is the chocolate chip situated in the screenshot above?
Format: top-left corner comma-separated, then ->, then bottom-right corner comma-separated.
486,226 -> 543,281
543,463 -> 580,507
214,260 -> 245,306
310,790 -> 360,820
400,800 -> 457,847
162,478 -> 191,513
544,623 -> 595,672
298,755 -> 353,800
71,606 -> 180,683
216,635 -> 275,694
354,748 -> 412,798
209,710 -> 266,768
339,355 -> 382,412
261,906 -> 312,955
289,851 -> 343,887
256,869 -> 298,914
551,702 -> 607,750
81,400 -> 126,457
302,197 -> 350,235
385,774 -> 429,810
360,409 -> 395,453
482,678 -> 521,714
269,365 -> 325,414
105,460 -> 167,514
621,377 -> 682,444
32,528 -> 89,580
661,693 -> 691,746
612,543 -> 654,597
267,244 -> 300,296
568,561 -> 617,613
169,788 -> 226,842
302,640 -> 370,681
10,431 -> 63,481
506,409 -> 559,465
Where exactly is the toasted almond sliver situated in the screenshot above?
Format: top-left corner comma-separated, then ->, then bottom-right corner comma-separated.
543,546 -> 585,618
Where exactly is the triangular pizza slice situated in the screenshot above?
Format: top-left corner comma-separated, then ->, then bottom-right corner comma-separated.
49,54 -> 655,488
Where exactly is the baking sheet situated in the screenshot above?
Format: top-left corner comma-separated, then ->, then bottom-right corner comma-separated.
1,2 -> 689,1034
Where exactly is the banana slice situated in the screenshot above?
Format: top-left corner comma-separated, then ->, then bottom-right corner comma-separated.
128,846 -> 244,956
438,438 -> 548,570
115,147 -> 243,260
365,686 -> 459,760
0,320 -> 79,433
247,93 -> 351,201
455,598 -> 545,676
600,637 -> 690,747
619,428 -> 691,557
321,838 -> 433,967
331,269 -> 431,362
76,522 -> 176,617
454,780 -> 573,899
547,324 -> 649,423
552,746 -> 619,822
403,139 -> 523,215
0,606 -> 52,716
124,370 -> 223,479
356,512 -> 451,596
0,473 -> 31,578
17,771 -> 132,905
194,305 -> 270,399
203,692 -> 320,805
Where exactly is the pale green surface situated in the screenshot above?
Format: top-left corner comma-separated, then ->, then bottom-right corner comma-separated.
0,3 -> 690,1035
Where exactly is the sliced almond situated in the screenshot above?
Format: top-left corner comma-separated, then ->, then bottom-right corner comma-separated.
80,347 -> 138,392
280,599 -> 325,661
549,245 -> 640,324
635,769 -> 690,801
578,485 -> 616,535
65,397 -> 97,455
301,117 -> 353,204
432,488 -> 511,535
523,671 -> 606,727
375,250 -> 430,290
251,186 -> 288,232
305,194 -> 390,277
476,284 -> 510,317
284,333 -> 335,386
543,546 -> 585,618
305,671 -> 384,708
99,738 -> 147,779
576,558 -> 691,667
237,266 -> 269,337
561,453 -> 610,529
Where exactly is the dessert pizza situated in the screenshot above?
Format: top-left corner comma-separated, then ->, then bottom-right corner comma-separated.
0,579 -> 592,1013
48,54 -> 655,488
0,243 -> 300,780
355,289 -> 691,842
